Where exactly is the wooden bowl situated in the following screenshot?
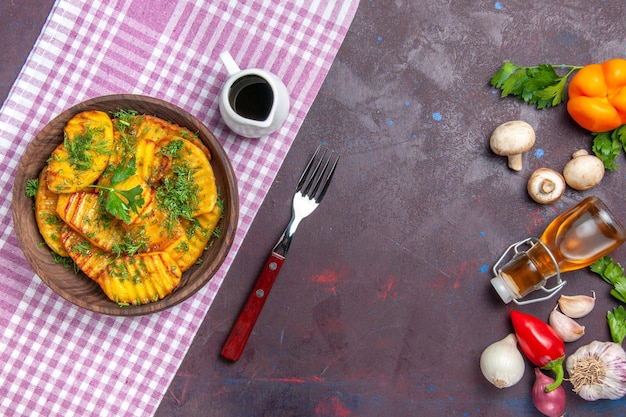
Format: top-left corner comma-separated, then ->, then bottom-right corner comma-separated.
12,94 -> 239,316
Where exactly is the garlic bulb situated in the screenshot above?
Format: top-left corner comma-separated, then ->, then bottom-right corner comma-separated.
558,291 -> 595,318
549,306 -> 585,342
565,341 -> 626,401
480,333 -> 525,388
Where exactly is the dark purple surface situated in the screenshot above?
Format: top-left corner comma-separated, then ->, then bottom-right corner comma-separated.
0,0 -> 55,105
4,1 -> 626,416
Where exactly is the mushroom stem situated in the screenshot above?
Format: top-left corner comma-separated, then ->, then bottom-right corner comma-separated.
541,179 -> 556,194
507,154 -> 523,171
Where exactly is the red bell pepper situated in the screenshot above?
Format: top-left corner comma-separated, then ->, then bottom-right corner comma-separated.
511,310 -> 565,392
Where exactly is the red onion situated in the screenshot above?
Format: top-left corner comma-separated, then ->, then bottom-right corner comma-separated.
532,368 -> 566,417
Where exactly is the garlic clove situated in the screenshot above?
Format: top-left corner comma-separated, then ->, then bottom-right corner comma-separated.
557,291 -> 596,318
549,305 -> 585,342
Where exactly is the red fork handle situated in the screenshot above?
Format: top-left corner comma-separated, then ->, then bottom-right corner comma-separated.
221,252 -> 285,361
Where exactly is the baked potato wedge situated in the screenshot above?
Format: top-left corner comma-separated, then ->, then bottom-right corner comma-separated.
61,227 -> 115,280
56,191 -> 124,252
164,203 -> 222,272
133,115 -> 211,160
134,139 -> 170,185
34,166 -> 68,257
47,110 -> 114,193
162,137 -> 217,216
97,252 -> 181,305
122,191 -> 185,253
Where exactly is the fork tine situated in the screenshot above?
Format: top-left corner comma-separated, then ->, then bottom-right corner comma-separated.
314,152 -> 339,203
296,145 -> 322,192
298,145 -> 339,202
307,149 -> 330,197
303,148 -> 329,196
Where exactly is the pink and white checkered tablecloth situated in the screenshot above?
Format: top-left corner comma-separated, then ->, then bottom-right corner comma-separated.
0,1 -> 358,416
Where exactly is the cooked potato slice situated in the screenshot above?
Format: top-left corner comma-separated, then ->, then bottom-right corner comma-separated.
161,137 -> 217,216
164,203 -> 222,272
56,191 -> 124,252
133,115 -> 211,160
47,110 -> 114,193
61,228 -> 115,280
134,139 -> 170,185
97,252 -> 181,305
34,166 -> 68,257
107,128 -> 125,168
133,114 -> 173,141
123,193 -> 184,252
134,138 -> 159,180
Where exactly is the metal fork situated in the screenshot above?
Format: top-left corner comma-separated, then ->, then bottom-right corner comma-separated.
221,145 -> 340,361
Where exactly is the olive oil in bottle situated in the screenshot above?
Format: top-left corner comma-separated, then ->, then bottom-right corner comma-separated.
491,196 -> 626,304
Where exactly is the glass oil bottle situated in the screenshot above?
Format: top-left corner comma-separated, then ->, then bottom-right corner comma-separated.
491,196 -> 626,305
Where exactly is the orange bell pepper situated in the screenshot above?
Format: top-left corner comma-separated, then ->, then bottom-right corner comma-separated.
567,58 -> 626,132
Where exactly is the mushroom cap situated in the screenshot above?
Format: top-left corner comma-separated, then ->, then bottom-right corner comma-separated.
527,168 -> 566,204
563,150 -> 605,190
489,120 -> 536,156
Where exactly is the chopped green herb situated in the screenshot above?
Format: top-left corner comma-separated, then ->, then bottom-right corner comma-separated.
175,241 -> 189,252
111,230 -> 148,257
43,213 -> 62,225
64,126 -> 110,170
185,218 -> 200,239
115,296 -> 130,307
51,252 -> 78,272
156,164 -> 198,233
70,241 -> 91,256
159,139 -> 184,158
110,261 -> 131,282
112,109 -> 138,130
25,178 -> 39,197
112,109 -> 140,155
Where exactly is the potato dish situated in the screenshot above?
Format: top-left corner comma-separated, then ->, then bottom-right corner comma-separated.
30,109 -> 221,306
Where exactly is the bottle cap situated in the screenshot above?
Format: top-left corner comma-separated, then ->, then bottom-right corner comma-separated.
491,275 -> 515,304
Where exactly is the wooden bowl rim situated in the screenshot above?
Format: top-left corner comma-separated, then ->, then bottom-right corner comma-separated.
12,94 -> 239,316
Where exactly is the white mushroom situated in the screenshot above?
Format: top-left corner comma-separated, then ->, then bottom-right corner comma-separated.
563,150 -> 605,190
527,168 -> 566,204
490,121 -> 536,171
